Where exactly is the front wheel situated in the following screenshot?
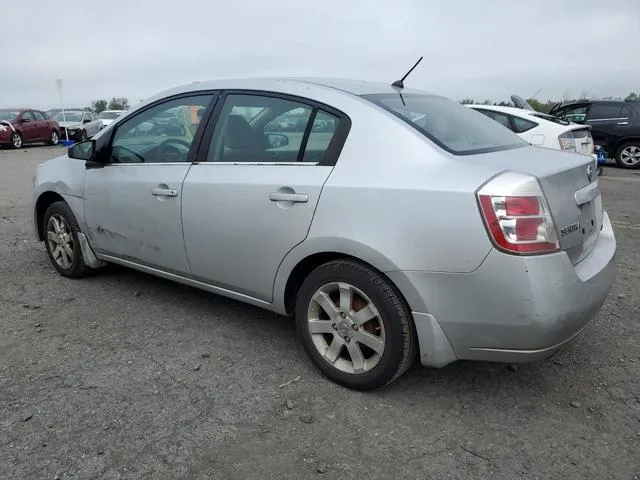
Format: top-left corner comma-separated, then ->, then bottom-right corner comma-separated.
49,130 -> 59,145
76,130 -> 87,142
9,132 -> 22,149
295,259 -> 417,390
43,201 -> 90,278
615,142 -> 640,169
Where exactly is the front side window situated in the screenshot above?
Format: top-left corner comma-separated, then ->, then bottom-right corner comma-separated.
22,111 -> 35,121
110,94 -> 213,164
208,94 -> 337,163
558,105 -> 588,123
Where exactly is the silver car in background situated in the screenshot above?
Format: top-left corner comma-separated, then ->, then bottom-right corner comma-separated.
32,78 -> 616,390
53,110 -> 103,141
97,109 -> 126,127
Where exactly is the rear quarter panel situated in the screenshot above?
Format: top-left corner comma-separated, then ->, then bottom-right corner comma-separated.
272,93 -> 498,312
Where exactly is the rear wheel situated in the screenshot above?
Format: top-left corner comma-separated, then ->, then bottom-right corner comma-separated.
9,132 -> 22,149
615,142 -> 640,169
49,130 -> 59,145
295,259 -> 417,390
43,201 -> 89,278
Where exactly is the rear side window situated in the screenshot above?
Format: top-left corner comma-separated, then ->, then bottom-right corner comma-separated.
511,116 -> 537,133
589,104 -> 625,119
362,93 -> 526,155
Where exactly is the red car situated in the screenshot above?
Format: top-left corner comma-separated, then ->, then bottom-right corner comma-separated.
0,108 -> 61,149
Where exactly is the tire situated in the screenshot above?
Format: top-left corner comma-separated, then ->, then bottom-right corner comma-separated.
615,142 -> 640,169
295,259 -> 417,390
42,201 -> 90,278
76,130 -> 87,142
49,130 -> 59,146
9,132 -> 22,149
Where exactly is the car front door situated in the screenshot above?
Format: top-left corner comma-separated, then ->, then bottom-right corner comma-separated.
19,111 -> 38,142
83,93 -> 217,273
181,92 -> 350,301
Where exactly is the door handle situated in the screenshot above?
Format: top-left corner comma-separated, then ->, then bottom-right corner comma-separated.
268,192 -> 308,203
617,121 -> 629,125
151,188 -> 178,197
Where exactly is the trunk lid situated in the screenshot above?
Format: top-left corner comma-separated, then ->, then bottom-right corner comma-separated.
466,146 -> 602,264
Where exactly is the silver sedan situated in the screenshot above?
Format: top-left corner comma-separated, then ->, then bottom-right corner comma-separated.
32,78 -> 616,390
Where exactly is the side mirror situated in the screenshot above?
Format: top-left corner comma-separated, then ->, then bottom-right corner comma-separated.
266,133 -> 289,149
68,140 -> 96,161
82,118 -> 91,124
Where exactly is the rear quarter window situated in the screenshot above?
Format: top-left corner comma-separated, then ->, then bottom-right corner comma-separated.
511,116 -> 538,133
362,93 -> 526,155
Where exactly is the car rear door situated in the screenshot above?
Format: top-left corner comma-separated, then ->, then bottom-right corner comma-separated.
31,111 -> 48,140
83,93 -> 217,273
585,103 -> 635,153
181,91 -> 350,302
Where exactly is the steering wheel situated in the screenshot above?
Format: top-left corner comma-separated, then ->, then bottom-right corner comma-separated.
159,138 -> 191,150
112,145 -> 145,163
155,138 -> 192,162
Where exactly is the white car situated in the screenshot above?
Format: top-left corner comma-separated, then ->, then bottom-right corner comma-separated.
467,104 -> 595,158
97,110 -> 125,127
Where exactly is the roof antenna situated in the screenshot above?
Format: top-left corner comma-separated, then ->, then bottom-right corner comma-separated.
392,56 -> 423,89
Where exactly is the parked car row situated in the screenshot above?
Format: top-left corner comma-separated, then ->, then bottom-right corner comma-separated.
0,107 -> 126,148
0,108 -> 61,148
470,95 -> 640,169
32,77 -> 615,390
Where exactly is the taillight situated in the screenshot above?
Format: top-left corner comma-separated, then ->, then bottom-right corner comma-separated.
477,171 -> 559,255
559,131 -> 577,152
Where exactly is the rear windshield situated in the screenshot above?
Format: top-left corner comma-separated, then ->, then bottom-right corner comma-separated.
361,93 -> 527,155
531,112 -> 571,125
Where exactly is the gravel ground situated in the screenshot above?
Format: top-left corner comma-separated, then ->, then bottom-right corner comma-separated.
1,146 -> 639,480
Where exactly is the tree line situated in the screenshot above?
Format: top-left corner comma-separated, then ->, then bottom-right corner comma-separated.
460,92 -> 639,113
89,97 -> 130,114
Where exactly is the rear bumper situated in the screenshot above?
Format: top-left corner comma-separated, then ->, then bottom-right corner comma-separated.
391,211 -> 616,367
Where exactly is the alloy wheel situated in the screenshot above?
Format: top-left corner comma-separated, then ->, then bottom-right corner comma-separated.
620,145 -> 640,167
46,214 -> 74,269
11,133 -> 22,149
307,282 -> 385,374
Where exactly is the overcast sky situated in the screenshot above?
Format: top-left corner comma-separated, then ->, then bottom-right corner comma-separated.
2,0 -> 638,109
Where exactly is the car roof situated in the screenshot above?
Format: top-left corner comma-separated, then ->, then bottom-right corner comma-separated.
143,77 -> 437,105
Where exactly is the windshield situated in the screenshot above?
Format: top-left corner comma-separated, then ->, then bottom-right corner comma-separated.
0,110 -> 19,121
98,111 -> 121,119
54,112 -> 83,122
361,93 -> 527,155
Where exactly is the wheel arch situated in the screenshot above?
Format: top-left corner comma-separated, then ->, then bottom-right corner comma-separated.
275,239 -> 421,318
35,191 -> 66,240
614,136 -> 640,153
